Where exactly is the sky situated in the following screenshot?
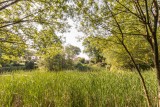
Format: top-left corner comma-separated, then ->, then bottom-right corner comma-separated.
59,19 -> 89,59
37,19 -> 89,59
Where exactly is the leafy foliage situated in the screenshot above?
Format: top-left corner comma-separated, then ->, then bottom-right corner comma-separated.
38,54 -> 64,71
25,61 -> 35,70
65,44 -> 81,59
71,0 -> 160,71
83,36 -> 106,63
83,35 -> 154,69
0,0 -> 70,65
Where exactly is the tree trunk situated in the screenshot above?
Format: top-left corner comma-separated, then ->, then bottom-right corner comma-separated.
154,51 -> 160,107
122,43 -> 152,107
158,84 -> 160,107
153,32 -> 160,106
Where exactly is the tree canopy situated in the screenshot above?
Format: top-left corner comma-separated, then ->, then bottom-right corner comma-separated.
65,44 -> 81,59
0,0 -> 70,64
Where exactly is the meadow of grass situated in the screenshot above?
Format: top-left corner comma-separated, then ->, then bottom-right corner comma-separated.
0,69 -> 158,107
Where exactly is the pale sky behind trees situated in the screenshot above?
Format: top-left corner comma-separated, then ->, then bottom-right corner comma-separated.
58,19 -> 89,59
38,19 -> 89,59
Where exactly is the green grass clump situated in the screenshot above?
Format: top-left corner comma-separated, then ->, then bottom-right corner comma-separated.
0,70 -> 157,107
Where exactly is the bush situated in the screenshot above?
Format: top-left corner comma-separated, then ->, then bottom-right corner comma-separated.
25,61 -> 35,70
38,54 -> 64,71
78,58 -> 85,64
63,59 -> 74,70
75,62 -> 91,71
0,66 -> 25,72
1,63 -> 11,67
38,53 -> 77,71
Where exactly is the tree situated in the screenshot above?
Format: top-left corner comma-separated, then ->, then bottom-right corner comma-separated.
39,54 -> 65,71
0,0 -> 70,64
71,0 -> 160,106
83,36 -> 105,63
83,35 -> 154,70
32,29 -> 62,55
63,44 -> 81,69
65,44 -> 81,59
33,29 -> 64,71
0,32 -> 26,66
0,0 -> 69,31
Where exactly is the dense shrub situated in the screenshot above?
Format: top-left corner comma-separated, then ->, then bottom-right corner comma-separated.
75,62 -> 91,71
0,62 -> 26,72
64,59 -> 74,70
25,61 -> 35,70
77,57 -> 85,64
1,63 -> 11,67
0,66 -> 25,72
12,62 -> 21,66
38,53 -> 77,71
38,54 -> 64,71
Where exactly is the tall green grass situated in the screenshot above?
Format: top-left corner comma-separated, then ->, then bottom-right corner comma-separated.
0,70 -> 157,107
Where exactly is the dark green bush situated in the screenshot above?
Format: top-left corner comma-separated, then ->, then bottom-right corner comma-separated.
75,63 -> 91,71
38,54 -> 65,71
25,61 -> 35,70
0,66 -> 25,72
77,58 -> 85,64
38,53 -> 77,71
63,59 -> 74,70
1,63 -> 11,67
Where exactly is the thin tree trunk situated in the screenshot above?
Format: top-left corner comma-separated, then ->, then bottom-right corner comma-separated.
152,1 -> 159,105
107,5 -> 152,106
153,43 -> 160,107
158,79 -> 160,107
122,43 -> 152,107
153,32 -> 160,107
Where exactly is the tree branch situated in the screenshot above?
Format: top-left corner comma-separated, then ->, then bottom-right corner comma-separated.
0,0 -> 20,11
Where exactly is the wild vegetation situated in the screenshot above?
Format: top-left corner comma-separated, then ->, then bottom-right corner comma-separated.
1,0 -> 160,106
0,70 -> 157,107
